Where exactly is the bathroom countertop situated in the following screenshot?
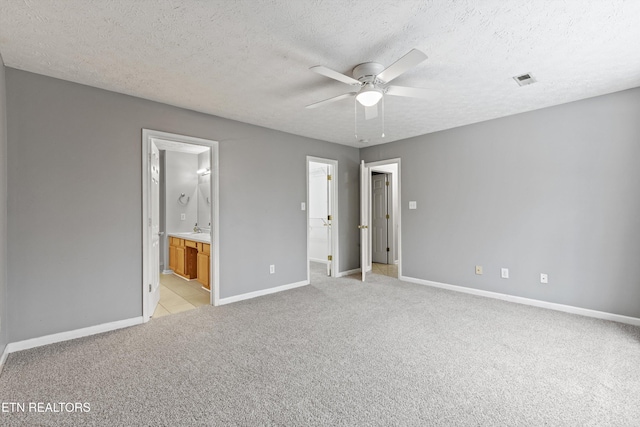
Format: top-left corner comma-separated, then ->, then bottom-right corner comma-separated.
168,232 -> 211,244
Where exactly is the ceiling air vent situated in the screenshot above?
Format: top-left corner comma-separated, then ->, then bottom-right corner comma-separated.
513,73 -> 536,86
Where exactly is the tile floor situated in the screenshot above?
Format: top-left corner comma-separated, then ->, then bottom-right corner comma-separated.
372,262 -> 398,278
152,273 -> 211,318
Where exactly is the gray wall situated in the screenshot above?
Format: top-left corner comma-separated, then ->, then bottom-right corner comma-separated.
165,151 -> 199,234
6,68 -> 360,342
361,87 -> 640,318
0,54 -> 8,355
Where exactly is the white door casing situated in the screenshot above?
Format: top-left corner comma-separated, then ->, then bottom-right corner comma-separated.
360,160 -> 370,281
142,129 -> 219,322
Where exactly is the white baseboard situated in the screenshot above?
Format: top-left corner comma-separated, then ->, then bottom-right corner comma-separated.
309,258 -> 329,264
218,280 -> 309,305
400,275 -> 640,327
162,269 -> 174,275
336,268 -> 361,278
0,345 -> 8,375
5,316 -> 144,354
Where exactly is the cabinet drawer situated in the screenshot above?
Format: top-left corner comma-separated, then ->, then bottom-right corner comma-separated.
185,239 -> 197,249
203,243 -> 210,255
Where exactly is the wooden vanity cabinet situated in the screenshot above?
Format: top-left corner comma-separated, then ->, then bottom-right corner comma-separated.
197,242 -> 211,289
169,236 -> 210,286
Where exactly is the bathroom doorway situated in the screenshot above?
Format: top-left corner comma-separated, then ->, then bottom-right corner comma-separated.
142,130 -> 219,322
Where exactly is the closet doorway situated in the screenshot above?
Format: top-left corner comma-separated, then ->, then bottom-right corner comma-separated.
359,159 -> 401,281
307,156 -> 339,283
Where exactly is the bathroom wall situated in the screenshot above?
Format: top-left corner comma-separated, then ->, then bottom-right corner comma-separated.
165,151 -> 199,234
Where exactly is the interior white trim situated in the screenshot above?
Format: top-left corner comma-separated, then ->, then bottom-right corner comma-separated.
5,317 -> 144,354
218,280 -> 309,305
310,258 -> 329,264
401,275 -> 640,327
336,268 -> 362,277
142,129 -> 220,322
0,346 -> 9,374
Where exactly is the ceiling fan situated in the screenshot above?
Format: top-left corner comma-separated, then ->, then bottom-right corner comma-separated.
305,48 -> 433,113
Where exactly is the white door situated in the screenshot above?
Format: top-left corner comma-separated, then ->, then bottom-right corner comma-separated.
371,173 -> 388,264
149,141 -> 161,315
326,164 -> 333,276
359,160 -> 370,281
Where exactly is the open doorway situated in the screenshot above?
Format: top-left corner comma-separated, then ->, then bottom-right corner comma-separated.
307,156 -> 338,284
359,159 -> 401,281
142,130 -> 219,322
371,172 -> 398,278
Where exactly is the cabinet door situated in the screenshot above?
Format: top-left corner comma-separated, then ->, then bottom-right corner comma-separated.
197,253 -> 210,289
176,246 -> 185,275
169,245 -> 176,271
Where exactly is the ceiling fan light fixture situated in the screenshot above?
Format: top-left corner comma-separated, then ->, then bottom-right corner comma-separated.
356,84 -> 383,106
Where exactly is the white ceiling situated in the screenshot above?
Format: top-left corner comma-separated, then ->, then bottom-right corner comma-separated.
1,1 -> 639,147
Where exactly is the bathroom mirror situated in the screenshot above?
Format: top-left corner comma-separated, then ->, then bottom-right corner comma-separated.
197,150 -> 211,229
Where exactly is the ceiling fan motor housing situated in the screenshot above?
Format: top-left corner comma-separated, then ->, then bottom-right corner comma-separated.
352,62 -> 385,84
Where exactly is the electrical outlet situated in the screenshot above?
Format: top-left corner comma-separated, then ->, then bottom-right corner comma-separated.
540,273 -> 548,284
475,265 -> 483,275
501,268 -> 509,279
270,264 -> 275,274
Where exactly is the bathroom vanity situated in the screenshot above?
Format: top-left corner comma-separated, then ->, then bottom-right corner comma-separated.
168,232 -> 211,290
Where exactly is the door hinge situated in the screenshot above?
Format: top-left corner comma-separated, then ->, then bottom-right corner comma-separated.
327,174 -> 332,181
148,218 -> 152,227
149,284 -> 152,292
386,181 -> 389,186
328,255 -> 332,261
327,215 -> 332,221
385,214 -> 390,219
386,247 -> 390,252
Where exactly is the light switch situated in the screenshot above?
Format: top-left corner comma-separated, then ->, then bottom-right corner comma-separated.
301,202 -> 306,211
180,213 -> 186,220
409,201 -> 417,210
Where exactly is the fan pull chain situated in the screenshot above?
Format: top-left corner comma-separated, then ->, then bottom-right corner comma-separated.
354,98 -> 358,139
381,96 -> 385,138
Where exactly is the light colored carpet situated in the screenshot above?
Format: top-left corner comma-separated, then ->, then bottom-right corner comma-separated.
1,266 -> 639,426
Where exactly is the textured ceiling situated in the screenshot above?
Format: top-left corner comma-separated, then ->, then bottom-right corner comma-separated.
1,0 -> 639,147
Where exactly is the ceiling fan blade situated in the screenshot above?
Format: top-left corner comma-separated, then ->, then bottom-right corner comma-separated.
376,49 -> 427,84
364,105 -> 378,120
310,66 -> 362,86
385,85 -> 436,99
305,92 -> 357,109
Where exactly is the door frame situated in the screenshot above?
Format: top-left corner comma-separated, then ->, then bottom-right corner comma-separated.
306,156 -> 339,282
142,129 -> 220,322
363,158 -> 402,279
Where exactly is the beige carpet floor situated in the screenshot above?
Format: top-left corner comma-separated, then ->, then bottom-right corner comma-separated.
1,265 -> 639,426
